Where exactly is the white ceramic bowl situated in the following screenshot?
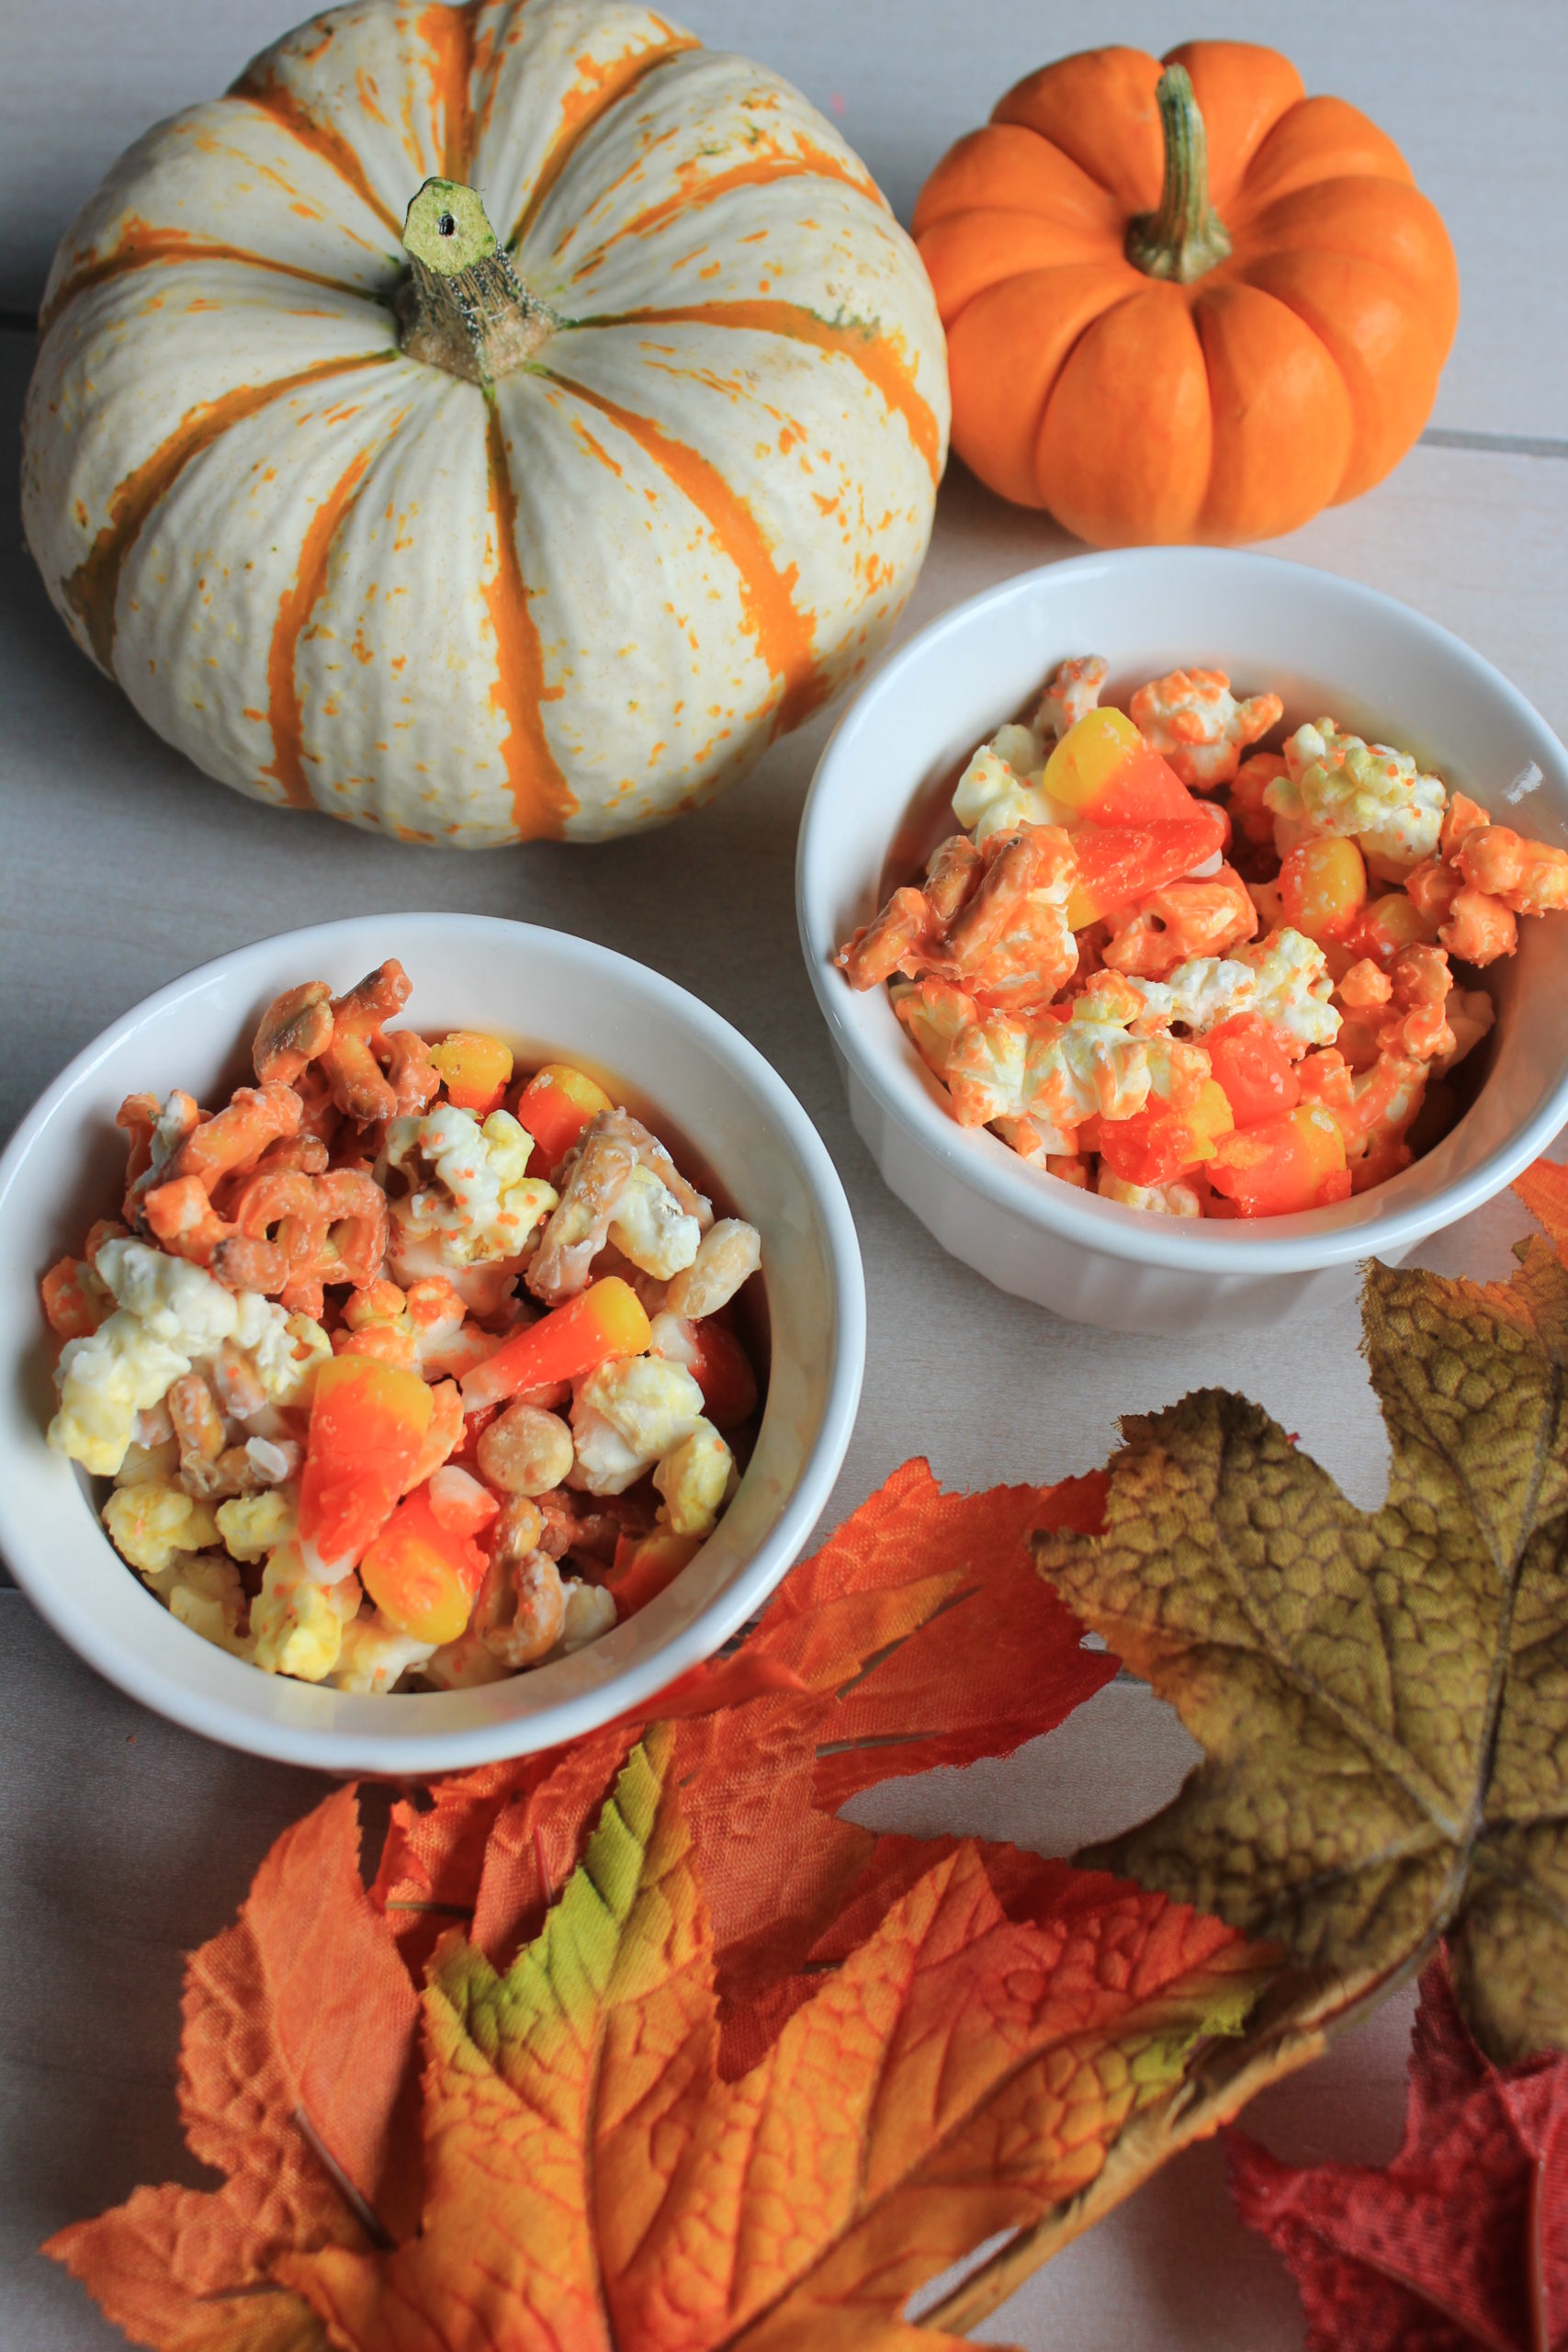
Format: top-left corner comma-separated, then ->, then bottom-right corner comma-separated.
0,914 -> 864,1771
798,548 -> 1568,1334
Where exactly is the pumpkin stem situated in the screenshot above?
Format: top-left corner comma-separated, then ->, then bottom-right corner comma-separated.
396,178 -> 557,388
1124,64 -> 1232,285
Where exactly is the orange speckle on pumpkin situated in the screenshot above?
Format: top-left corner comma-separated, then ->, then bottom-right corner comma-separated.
231,56 -> 403,235
586,136 -> 884,263
260,442 -> 375,808
62,354 -> 390,676
507,33 -> 701,245
578,298 -> 941,485
570,419 -> 625,477
481,405 -> 576,839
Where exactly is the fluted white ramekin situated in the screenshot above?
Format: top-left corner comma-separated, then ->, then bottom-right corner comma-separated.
798,548 -> 1568,1333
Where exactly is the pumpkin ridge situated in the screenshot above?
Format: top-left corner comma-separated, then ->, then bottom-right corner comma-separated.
419,0 -> 479,183
258,440 -> 380,810
1225,178 -> 1460,357
482,402 -> 578,839
62,350 -> 396,676
544,368 -> 827,733
1232,246 -> 1445,502
229,66 -> 404,241
576,141 -> 887,276
504,35 -> 702,251
570,300 -> 942,485
39,232 -> 382,342
1189,279 -> 1356,540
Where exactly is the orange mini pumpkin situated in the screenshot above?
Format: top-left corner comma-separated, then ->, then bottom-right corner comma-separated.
914,40 -> 1458,545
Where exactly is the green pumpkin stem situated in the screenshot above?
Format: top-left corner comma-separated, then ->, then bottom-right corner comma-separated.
1124,65 -> 1232,285
396,178 -> 556,388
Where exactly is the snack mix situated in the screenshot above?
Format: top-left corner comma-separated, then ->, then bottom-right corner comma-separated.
838,658 -> 1566,1216
40,964 -> 762,1690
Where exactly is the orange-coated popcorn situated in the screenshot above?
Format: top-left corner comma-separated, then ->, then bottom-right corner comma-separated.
1129,667 -> 1284,787
1456,825 -> 1568,917
1034,653 -> 1109,741
1102,865 -> 1257,978
840,659 -> 1568,1219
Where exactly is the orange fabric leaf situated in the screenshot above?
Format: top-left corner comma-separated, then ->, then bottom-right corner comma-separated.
47,1790 -> 419,2344
285,1733 -> 1269,2352
1515,1155 -> 1568,1261
51,1467 -> 1142,2348
373,1461 -> 1115,1990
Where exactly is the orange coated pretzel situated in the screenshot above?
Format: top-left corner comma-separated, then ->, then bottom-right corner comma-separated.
211,1170 -> 330,1297
1101,865 -> 1258,980
116,1092 -> 161,1204
309,1170 -> 390,1293
207,1167 -> 389,1306
291,1064 -> 343,1149
319,960 -> 412,1125
165,1080 -> 302,1193
210,1133 -> 331,1218
253,982 -> 333,1085
141,1175 -> 232,1265
118,1089 -> 200,1219
385,1030 -> 441,1117
929,827 -> 1078,1006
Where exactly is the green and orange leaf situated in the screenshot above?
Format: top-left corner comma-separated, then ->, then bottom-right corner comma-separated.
286,1732 -> 1274,2352
371,1460 -> 1118,1994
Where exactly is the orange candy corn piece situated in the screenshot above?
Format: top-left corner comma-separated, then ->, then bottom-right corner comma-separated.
459,1278 -> 651,1414
299,1355 -> 434,1577
360,1485 -> 490,1645
515,1062 -> 613,1170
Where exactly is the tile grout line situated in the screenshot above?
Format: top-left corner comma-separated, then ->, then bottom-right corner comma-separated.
1420,425 -> 1568,460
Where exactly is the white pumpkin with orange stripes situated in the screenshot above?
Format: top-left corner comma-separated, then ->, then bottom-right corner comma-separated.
22,0 -> 948,843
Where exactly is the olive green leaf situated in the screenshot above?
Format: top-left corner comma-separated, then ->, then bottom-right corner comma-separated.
1033,1239 -> 1568,2064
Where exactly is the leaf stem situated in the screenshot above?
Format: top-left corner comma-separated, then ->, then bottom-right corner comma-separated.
919,2015 -> 1324,2335
291,2105 -> 394,2251
919,1954 -> 1423,2337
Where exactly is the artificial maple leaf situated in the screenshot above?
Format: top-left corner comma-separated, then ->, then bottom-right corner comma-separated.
54,1467 -> 1296,2350
46,1790 -> 417,2352
1229,1946 -> 1568,2350
1033,1243 -> 1568,2064
373,1462 -> 1118,2019
286,1727 -> 1273,2352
